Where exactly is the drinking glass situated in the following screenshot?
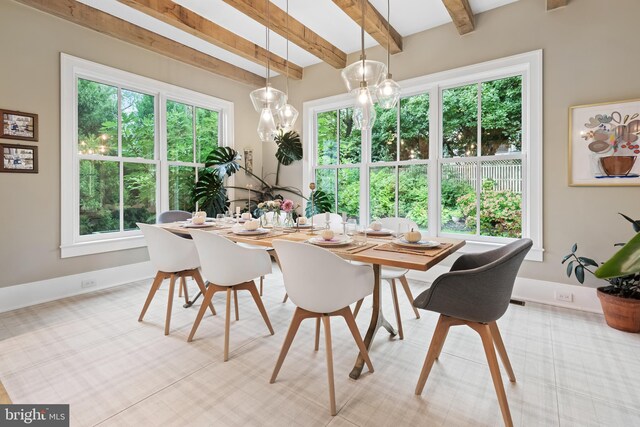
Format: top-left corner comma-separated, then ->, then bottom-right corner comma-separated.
355,222 -> 368,246
346,219 -> 358,240
396,222 -> 409,240
216,214 -> 225,225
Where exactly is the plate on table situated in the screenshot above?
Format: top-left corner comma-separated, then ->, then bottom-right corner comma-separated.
232,228 -> 269,236
181,222 -> 215,228
286,223 -> 313,229
308,236 -> 353,247
360,228 -> 393,236
392,238 -> 441,248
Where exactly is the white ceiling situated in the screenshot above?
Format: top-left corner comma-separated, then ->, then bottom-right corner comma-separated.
78,0 -> 519,78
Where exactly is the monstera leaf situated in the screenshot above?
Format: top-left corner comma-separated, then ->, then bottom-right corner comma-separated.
193,170 -> 229,216
205,146 -> 241,178
595,232 -> 640,279
305,189 -> 332,217
274,130 -> 303,166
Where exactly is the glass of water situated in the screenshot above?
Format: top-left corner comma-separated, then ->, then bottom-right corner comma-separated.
216,213 -> 225,225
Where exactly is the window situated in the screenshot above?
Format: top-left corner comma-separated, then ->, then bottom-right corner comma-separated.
304,51 -> 543,260
61,54 -> 233,257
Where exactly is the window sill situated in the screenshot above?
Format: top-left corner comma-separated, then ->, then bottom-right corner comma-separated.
61,235 -> 147,258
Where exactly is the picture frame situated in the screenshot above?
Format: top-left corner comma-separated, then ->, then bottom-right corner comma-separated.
244,148 -> 253,175
1,143 -> 38,173
1,109 -> 38,141
569,98 -> 640,186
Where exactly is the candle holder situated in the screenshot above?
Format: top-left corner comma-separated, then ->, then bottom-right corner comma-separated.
308,182 -> 316,235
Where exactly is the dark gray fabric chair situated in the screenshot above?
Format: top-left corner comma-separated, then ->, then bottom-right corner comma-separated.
413,238 -> 532,427
157,210 -> 192,224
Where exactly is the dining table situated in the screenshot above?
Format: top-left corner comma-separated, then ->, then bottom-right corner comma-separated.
156,221 -> 465,380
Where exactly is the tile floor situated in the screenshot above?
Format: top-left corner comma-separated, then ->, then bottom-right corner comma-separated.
1,268 -> 639,426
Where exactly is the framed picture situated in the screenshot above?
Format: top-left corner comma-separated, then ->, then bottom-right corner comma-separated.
0,143 -> 38,173
569,98 -> 640,186
244,148 -> 253,175
1,109 -> 38,141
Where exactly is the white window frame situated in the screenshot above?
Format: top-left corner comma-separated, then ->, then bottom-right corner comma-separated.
60,54 -> 234,258
303,50 -> 543,261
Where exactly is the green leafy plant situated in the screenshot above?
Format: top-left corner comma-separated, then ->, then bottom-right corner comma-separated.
562,213 -> 640,299
274,130 -> 303,185
457,180 -> 522,238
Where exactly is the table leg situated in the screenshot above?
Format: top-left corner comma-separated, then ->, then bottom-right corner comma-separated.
349,264 -> 397,380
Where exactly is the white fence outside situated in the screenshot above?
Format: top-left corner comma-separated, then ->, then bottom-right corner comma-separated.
444,162 -> 522,193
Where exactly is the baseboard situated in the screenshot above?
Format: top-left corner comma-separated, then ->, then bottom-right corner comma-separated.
0,261 -> 155,314
406,266 -> 603,314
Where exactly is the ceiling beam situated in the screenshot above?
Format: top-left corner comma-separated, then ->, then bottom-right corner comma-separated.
222,0 -> 347,69
14,0 -> 266,87
332,0 -> 403,54
547,0 -> 569,10
117,0 -> 302,80
441,0 -> 475,35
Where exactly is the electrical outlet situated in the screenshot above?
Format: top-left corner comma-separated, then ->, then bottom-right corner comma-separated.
555,291 -> 573,303
81,279 -> 97,289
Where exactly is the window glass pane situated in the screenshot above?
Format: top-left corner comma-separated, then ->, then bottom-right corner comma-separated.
480,159 -> 522,238
315,168 -> 336,211
400,94 -> 429,160
441,162 -> 477,234
79,160 -> 119,235
481,76 -> 522,155
371,103 -> 397,162
196,107 -> 219,164
399,164 -> 428,229
317,111 -> 338,166
123,163 -> 156,230
169,166 -> 196,213
338,168 -> 360,219
167,100 -> 194,162
339,108 -> 361,164
369,166 -> 396,221
121,89 -> 155,159
442,84 -> 478,158
77,79 -> 118,156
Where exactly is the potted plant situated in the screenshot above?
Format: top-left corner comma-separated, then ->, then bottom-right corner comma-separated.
562,213 -> 640,332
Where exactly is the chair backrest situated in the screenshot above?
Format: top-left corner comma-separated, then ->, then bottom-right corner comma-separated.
137,223 -> 199,273
189,230 -> 272,286
378,217 -> 419,233
311,213 -> 343,231
158,210 -> 192,224
273,240 -> 374,313
414,238 -> 533,323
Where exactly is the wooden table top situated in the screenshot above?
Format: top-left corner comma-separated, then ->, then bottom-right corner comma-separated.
157,222 -> 465,272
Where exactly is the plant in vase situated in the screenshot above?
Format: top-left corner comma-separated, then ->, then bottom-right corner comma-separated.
281,199 -> 298,227
562,213 -> 640,332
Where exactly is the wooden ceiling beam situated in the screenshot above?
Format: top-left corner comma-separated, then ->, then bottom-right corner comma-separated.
547,0 -> 569,10
441,0 -> 475,35
118,0 -> 302,80
332,0 -> 403,54
14,0 -> 266,87
222,0 -> 347,69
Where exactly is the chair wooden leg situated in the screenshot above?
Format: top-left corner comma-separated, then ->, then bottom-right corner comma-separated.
399,275 -> 420,319
179,277 -> 183,298
180,276 -> 190,305
390,279 -> 404,340
260,276 -> 264,296
138,271 -> 165,322
223,287 -> 232,361
164,274 -> 177,336
415,315 -> 451,395
271,308 -> 306,383
434,320 -> 453,360
314,317 -> 321,351
233,288 -> 239,321
322,315 -> 337,416
353,298 -> 364,318
470,323 -> 513,427
187,285 -> 218,342
489,321 -> 516,382
282,293 -> 289,303
191,269 -> 216,316
339,307 -> 374,373
244,281 -> 274,335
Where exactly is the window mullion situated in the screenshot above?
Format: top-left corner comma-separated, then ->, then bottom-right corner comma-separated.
118,87 -> 124,232
475,83 -> 482,237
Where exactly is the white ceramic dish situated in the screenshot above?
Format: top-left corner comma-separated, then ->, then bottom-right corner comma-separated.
181,223 -> 215,228
360,228 -> 393,236
232,228 -> 269,236
308,236 -> 353,247
392,238 -> 441,248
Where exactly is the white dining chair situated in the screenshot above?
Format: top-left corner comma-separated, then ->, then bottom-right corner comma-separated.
352,217 -> 422,340
311,213 -> 343,231
157,210 -> 193,303
137,223 -> 215,336
188,230 -> 274,361
271,240 -> 375,416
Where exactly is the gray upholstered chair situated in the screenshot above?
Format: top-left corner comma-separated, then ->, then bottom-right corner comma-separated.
157,210 -> 192,224
413,238 -> 532,427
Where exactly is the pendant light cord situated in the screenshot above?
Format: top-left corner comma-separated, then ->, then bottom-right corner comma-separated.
386,0 -> 391,77
285,0 -> 289,97
266,0 -> 271,85
361,0 -> 365,85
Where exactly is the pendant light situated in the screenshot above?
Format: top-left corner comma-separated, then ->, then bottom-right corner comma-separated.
276,0 -> 299,132
249,0 -> 285,142
375,0 -> 400,109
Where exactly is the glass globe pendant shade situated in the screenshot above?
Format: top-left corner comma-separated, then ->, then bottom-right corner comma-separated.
353,103 -> 377,131
250,85 -> 287,112
257,107 -> 277,142
375,77 -> 401,109
276,103 -> 299,131
341,59 -> 387,93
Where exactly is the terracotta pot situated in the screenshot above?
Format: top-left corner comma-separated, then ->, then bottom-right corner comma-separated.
597,288 -> 640,333
600,156 -> 637,176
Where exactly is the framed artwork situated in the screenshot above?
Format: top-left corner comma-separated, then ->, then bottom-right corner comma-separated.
0,143 -> 38,173
569,99 -> 640,186
244,148 -> 253,175
1,109 -> 38,141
